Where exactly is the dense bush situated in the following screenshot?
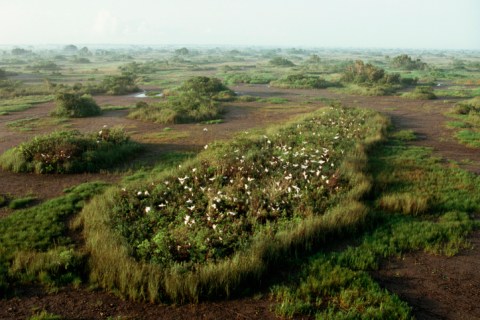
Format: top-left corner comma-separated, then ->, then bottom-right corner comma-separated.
223,72 -> 275,85
101,73 -> 139,95
129,76 -> 233,124
0,68 -> 5,79
52,92 -> 101,117
0,127 -> 142,173
341,60 -> 400,85
271,74 -> 335,89
391,54 -> 427,70
269,57 -> 295,67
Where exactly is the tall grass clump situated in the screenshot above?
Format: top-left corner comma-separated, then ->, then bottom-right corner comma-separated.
80,106 -> 389,302
128,76 -> 234,124
0,127 -> 143,173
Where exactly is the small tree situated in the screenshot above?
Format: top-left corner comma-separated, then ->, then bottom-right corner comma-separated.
52,93 -> 101,118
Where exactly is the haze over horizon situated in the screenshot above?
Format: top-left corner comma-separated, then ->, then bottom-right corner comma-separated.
1,0 -> 479,50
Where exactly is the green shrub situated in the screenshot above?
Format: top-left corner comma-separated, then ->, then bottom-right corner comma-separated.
0,127 -> 142,174
128,77 -> 233,124
52,92 -> 101,118
271,74 -> 335,89
391,54 -> 428,70
341,60 -> 400,85
269,57 -> 295,67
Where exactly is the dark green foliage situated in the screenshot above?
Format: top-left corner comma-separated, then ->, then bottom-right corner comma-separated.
269,57 -> 295,67
8,196 -> 37,209
391,54 -> 428,70
0,68 -> 6,79
271,74 -> 335,89
101,73 -> 139,95
175,47 -> 190,55
0,128 -> 142,174
52,92 -> 101,118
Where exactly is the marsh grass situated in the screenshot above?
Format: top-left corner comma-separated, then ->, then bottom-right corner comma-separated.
0,182 -> 108,294
272,134 -> 480,319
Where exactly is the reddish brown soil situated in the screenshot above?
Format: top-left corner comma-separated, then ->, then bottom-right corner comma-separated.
1,85 -> 479,319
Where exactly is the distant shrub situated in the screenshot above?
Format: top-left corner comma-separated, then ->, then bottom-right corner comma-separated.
129,76 -> 233,124
52,92 -> 101,118
101,73 -> 139,95
271,74 -> 335,89
27,61 -> 61,72
0,68 -> 5,79
0,127 -> 142,173
305,54 -> 321,64
269,57 -> 295,67
223,72 -> 275,85
402,86 -> 437,100
175,47 -> 190,55
391,54 -> 427,70
342,60 -> 400,85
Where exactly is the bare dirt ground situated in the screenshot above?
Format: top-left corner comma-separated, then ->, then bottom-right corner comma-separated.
0,85 -> 479,319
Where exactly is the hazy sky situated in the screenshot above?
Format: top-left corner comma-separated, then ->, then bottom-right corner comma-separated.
0,0 -> 479,49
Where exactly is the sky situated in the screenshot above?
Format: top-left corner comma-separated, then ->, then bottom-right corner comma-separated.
0,0 -> 479,50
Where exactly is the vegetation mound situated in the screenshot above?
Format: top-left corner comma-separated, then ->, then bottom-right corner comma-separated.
81,106 -> 389,302
51,93 -> 101,118
128,76 -> 234,124
0,127 -> 142,173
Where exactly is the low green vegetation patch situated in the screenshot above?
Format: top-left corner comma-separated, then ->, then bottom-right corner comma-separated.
0,182 -> 108,294
0,127 -> 143,173
401,86 -> 437,100
81,106 -> 388,302
447,97 -> 480,147
0,95 -> 53,115
128,76 -> 234,124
